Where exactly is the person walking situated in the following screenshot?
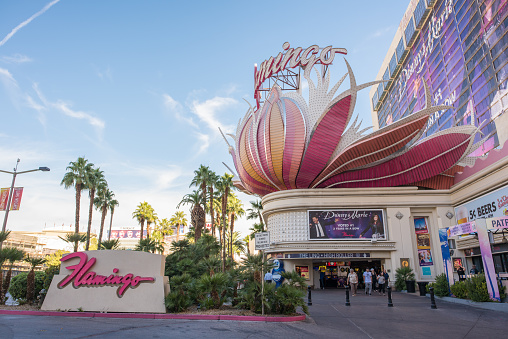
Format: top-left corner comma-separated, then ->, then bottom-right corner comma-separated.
383,269 -> 389,287
377,272 -> 386,295
371,269 -> 377,292
457,266 -> 466,281
363,269 -> 372,295
347,269 -> 359,296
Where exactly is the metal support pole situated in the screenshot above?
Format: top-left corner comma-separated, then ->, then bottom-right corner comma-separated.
1,162 -> 18,234
430,287 -> 437,309
345,285 -> 351,306
261,250 -> 265,316
387,286 -> 393,307
307,285 -> 312,306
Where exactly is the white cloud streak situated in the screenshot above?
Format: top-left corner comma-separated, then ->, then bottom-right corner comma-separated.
190,96 -> 237,134
0,0 -> 61,47
1,54 -> 33,64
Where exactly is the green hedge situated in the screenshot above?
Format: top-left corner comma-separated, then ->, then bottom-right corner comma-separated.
8,272 -> 45,301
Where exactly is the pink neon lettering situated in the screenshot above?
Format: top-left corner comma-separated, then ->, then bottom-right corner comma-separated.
57,252 -> 155,297
254,43 -> 347,97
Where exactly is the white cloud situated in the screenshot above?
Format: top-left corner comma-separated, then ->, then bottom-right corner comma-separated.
94,65 -> 113,82
195,132 -> 210,155
0,0 -> 61,47
32,83 -> 105,131
0,67 -> 18,85
1,54 -> 33,64
190,96 -> 237,134
163,93 -> 197,128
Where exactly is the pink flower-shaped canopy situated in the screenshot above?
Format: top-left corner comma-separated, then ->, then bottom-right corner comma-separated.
224,61 -> 479,196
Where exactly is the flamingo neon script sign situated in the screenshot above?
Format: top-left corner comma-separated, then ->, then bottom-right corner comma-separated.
254,42 -> 347,107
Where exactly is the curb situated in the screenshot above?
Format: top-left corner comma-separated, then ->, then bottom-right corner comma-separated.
0,310 -> 306,322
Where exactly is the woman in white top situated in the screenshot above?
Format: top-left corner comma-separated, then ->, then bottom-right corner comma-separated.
347,269 -> 359,296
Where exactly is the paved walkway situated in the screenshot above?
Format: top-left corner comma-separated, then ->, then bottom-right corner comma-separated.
0,289 -> 506,338
306,288 -> 506,338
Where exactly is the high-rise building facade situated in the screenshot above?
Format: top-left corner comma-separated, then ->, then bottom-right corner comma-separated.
370,0 -> 508,156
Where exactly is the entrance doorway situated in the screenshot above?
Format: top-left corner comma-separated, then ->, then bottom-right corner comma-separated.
314,260 -> 383,289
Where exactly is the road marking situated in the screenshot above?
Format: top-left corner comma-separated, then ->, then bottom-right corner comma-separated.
331,305 -> 374,339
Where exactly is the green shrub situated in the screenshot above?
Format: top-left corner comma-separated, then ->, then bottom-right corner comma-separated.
165,273 -> 194,313
427,273 -> 449,297
269,284 -> 309,315
395,267 -> 415,291
8,272 -> 45,301
43,265 -> 60,290
465,274 -> 490,302
196,272 -> 232,309
450,281 -> 468,299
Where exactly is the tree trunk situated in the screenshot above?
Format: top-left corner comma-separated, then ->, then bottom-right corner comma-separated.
108,209 -> 114,241
86,188 -> 95,251
209,186 -> 215,237
140,219 -> 145,240
202,183 -> 207,238
0,266 -> 4,304
2,266 -> 13,303
26,268 -> 35,303
146,221 -> 151,239
74,184 -> 82,252
98,205 -> 107,249
221,188 -> 228,272
230,212 -> 235,260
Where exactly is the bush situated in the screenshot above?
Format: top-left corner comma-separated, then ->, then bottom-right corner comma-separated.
465,274 -> 490,302
43,265 -> 60,290
450,281 -> 468,299
427,273 -> 449,297
395,267 -> 415,291
165,273 -> 194,313
8,272 -> 45,301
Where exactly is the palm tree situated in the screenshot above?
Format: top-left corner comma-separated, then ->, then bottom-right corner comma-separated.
247,199 -> 264,231
107,198 -> 119,240
100,239 -> 120,250
189,165 -> 212,240
59,233 -> 87,252
24,255 -> 46,303
0,230 -> 11,250
216,173 -> 234,271
94,185 -> 114,249
230,231 -> 246,259
145,209 -> 157,239
249,222 -> 265,240
177,191 -> 205,243
169,211 -> 188,241
61,157 -> 94,252
132,202 -> 153,240
243,235 -> 251,255
0,249 -> 8,304
1,247 -> 25,303
152,218 -> 174,243
228,194 -> 245,259
135,238 -> 164,254
207,171 -> 219,237
85,167 -> 106,250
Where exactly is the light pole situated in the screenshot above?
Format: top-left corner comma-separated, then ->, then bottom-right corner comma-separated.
0,159 -> 50,247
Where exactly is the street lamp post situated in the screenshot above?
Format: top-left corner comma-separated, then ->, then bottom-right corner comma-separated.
0,159 -> 50,248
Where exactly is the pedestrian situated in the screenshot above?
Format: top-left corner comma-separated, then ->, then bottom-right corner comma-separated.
319,269 -> 326,289
363,269 -> 372,295
470,265 -> 479,275
371,269 -> 377,292
383,269 -> 389,287
347,269 -> 359,296
264,271 -> 272,284
457,266 -> 466,281
377,272 -> 386,295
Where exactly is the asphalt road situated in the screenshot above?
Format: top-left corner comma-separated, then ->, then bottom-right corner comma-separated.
0,290 -> 505,338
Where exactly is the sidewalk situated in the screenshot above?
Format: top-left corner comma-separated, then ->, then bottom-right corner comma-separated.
433,294 -> 508,313
306,288 -> 506,338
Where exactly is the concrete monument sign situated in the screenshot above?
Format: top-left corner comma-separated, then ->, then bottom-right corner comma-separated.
42,250 -> 169,313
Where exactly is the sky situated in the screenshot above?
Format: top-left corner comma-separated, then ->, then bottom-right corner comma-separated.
0,0 -> 409,239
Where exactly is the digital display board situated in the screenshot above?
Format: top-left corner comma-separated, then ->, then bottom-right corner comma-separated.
376,0 -> 508,156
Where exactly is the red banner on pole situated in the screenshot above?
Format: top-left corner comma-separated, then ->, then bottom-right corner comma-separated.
10,187 -> 23,210
0,188 -> 9,211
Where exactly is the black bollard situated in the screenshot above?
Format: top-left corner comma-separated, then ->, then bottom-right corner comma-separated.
387,286 -> 393,307
307,285 -> 312,306
345,285 -> 351,306
429,287 -> 437,309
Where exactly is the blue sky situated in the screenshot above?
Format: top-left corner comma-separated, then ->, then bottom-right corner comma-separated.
0,0 -> 408,237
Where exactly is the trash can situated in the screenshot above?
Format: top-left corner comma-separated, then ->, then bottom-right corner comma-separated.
405,280 -> 416,293
417,282 -> 428,296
